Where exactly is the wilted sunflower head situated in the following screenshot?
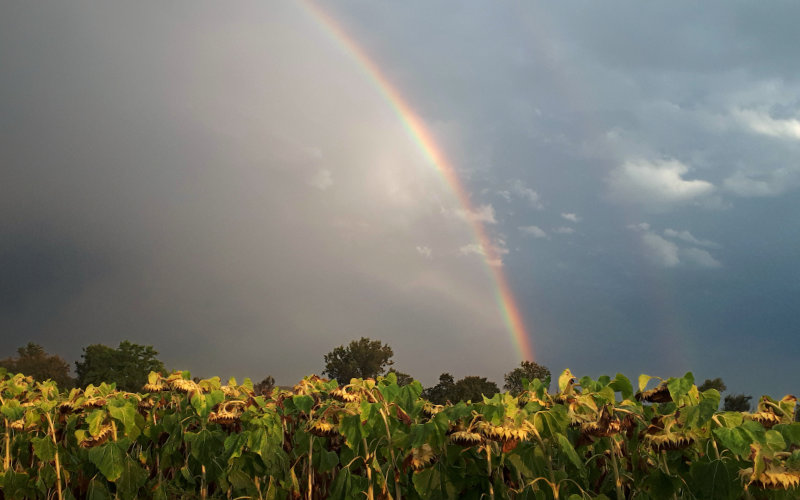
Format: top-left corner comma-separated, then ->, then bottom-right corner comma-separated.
741,466 -> 800,490
79,425 -> 114,448
170,378 -> 201,394
81,397 -> 107,409
208,401 -> 245,425
421,402 -> 444,418
746,411 -> 782,429
477,421 -> 529,442
643,432 -> 694,451
307,419 -> 339,438
450,431 -> 483,447
408,444 -> 436,471
58,401 -> 76,414
330,387 -> 360,403
635,383 -> 672,403
143,381 -> 167,393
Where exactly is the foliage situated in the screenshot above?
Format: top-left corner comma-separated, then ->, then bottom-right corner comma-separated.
452,375 -> 499,402
254,375 -> 275,395
75,341 -> 165,392
699,377 -> 727,393
724,393 -> 753,412
386,368 -> 414,387
423,373 -> 500,404
421,373 -> 455,404
504,360 -> 551,394
322,337 -> 393,382
0,343 -> 74,388
1,368 -> 798,499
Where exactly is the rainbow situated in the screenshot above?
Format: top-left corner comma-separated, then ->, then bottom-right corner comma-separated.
302,2 -> 535,362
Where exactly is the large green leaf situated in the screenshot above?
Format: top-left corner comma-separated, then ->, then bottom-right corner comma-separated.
712,427 -> 750,457
556,434 -> 582,469
609,373 -> 633,400
86,408 -> 107,437
638,374 -> 653,392
115,457 -> 148,500
667,372 -> 694,402
108,403 -> 141,441
291,395 -> 314,414
88,442 -> 126,481
184,429 -> 222,464
339,413 -> 364,450
31,436 -> 56,462
86,477 -> 112,500
775,423 -> 800,446
689,460 -> 738,500
413,467 -> 444,499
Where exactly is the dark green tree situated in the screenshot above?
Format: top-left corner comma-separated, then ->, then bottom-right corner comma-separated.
254,375 -> 276,395
75,341 -> 165,391
322,337 -> 394,382
422,373 -> 456,404
453,376 -> 499,402
0,342 -> 74,388
698,378 -> 727,393
503,360 -> 551,394
723,393 -> 752,412
422,373 -> 499,403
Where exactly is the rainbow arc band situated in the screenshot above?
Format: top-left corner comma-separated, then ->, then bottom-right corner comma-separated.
302,1 -> 535,362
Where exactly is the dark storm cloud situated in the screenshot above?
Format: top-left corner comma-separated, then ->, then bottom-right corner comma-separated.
2,1 -> 798,398
0,1 -> 520,385
322,1 -> 800,398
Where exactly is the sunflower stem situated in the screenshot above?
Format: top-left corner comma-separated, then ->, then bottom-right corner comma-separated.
307,436 -> 313,500
378,407 -> 402,500
45,413 -> 63,500
486,444 -> 495,500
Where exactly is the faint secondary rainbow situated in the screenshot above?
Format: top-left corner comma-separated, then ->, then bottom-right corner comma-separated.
302,1 -> 535,362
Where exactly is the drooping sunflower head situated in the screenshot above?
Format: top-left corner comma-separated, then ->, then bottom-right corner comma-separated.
307,419 -> 339,438
408,444 -> 436,471
450,431 -> 484,447
79,425 -> 114,448
330,387 -> 361,403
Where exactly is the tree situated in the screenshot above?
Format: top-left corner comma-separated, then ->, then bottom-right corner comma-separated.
0,342 -> 74,388
453,376 -> 499,402
75,341 -> 165,392
322,337 -> 394,382
504,361 -> 551,394
422,373 -> 500,404
698,378 -> 727,393
254,375 -> 275,396
723,394 -> 752,412
422,373 -> 456,404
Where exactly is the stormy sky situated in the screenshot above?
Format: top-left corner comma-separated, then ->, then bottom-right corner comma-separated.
2,1 -> 798,399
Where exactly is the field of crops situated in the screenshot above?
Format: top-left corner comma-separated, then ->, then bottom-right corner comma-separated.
0,368 -> 798,499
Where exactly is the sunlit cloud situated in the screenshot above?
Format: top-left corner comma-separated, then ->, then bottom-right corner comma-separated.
452,204 -> 498,224
511,180 -> 543,209
732,108 -> 800,141
663,229 -> 718,248
416,246 -> 433,259
518,225 -> 548,238
561,213 -> 580,222
606,159 -> 715,211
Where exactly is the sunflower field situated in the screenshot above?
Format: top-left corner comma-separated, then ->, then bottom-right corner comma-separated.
0,367 -> 798,499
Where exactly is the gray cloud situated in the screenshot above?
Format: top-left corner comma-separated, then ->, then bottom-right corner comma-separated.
2,0 -> 799,399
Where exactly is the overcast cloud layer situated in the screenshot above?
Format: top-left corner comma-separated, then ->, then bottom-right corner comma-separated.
2,1 -> 798,399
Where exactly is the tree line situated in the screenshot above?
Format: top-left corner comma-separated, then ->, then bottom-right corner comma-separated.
0,337 -> 758,411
